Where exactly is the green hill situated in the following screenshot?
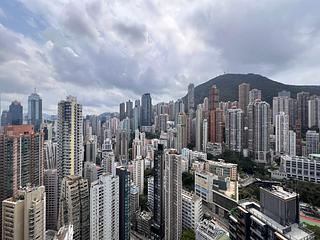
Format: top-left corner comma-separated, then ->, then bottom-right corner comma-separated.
183,73 -> 320,107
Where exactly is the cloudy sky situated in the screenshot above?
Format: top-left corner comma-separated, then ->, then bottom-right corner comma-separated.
1,0 -> 320,114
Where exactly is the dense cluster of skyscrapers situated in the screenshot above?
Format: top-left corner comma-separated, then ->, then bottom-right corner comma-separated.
0,80 -> 318,240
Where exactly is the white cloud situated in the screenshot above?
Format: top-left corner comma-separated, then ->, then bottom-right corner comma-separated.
0,0 -> 320,114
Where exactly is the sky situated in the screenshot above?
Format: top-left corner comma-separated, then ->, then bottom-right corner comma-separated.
1,0 -> 320,115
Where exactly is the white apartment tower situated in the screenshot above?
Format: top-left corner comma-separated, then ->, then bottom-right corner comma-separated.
90,173 -> 119,240
275,112 -> 289,154
202,119 -> 208,153
164,149 -> 182,240
289,130 -> 296,157
57,96 -> 84,181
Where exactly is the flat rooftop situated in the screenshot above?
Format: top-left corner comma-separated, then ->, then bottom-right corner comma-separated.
264,186 -> 297,200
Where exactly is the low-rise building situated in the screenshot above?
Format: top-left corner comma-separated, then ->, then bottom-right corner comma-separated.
196,219 -> 228,240
229,186 -> 314,240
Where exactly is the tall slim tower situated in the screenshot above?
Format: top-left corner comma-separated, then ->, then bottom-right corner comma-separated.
126,100 -> 133,119
275,112 -> 289,154
116,166 -> 131,240
151,144 -> 165,239
141,93 -> 152,126
176,112 -> 188,153
247,100 -> 271,163
28,91 -> 42,131
132,156 -> 145,195
90,173 -> 119,240
195,105 -> 203,151
209,85 -> 219,111
188,83 -> 195,113
44,169 -> 58,231
238,83 -> 250,114
57,96 -> 84,181
164,149 -> 182,240
225,108 -> 243,152
297,92 -> 310,130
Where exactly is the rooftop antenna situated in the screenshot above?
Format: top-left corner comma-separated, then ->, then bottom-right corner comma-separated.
34,88 -> 37,94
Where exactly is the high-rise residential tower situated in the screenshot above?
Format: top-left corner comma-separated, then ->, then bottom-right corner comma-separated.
306,130 -> 319,155
297,92 -> 310,130
275,112 -> 290,155
132,156 -> 145,195
57,96 -> 84,181
188,83 -> 195,113
116,166 -> 131,240
238,83 -> 250,114
90,173 -> 119,240
58,175 -> 90,240
249,89 -> 262,103
0,125 -> 44,235
28,91 -> 42,131
164,149 -> 182,240
196,104 -> 203,151
44,169 -> 58,231
2,186 -> 46,240
126,100 -> 133,119
151,144 -> 165,239
225,108 -> 243,152
209,85 -> 219,111
247,100 -> 271,163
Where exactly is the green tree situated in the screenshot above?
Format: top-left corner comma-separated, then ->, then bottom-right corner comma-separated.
181,229 -> 195,240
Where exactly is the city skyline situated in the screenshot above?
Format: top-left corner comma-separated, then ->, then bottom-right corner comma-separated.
1,0 -> 320,114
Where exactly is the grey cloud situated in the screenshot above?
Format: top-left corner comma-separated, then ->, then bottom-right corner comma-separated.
113,21 -> 146,44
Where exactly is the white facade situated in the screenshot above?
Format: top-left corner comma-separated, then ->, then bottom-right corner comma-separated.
182,190 -> 203,231
132,156 -> 145,195
90,174 -> 119,240
275,112 -> 289,154
196,219 -> 227,240
289,130 -> 296,157
281,154 -> 320,183
196,105 -> 203,152
202,119 -> 208,152
147,176 -> 154,211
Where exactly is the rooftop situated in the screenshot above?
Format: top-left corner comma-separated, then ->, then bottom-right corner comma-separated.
263,186 -> 297,200
240,201 -> 313,240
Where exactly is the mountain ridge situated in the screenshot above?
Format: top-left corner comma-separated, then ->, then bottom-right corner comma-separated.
183,73 -> 320,107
